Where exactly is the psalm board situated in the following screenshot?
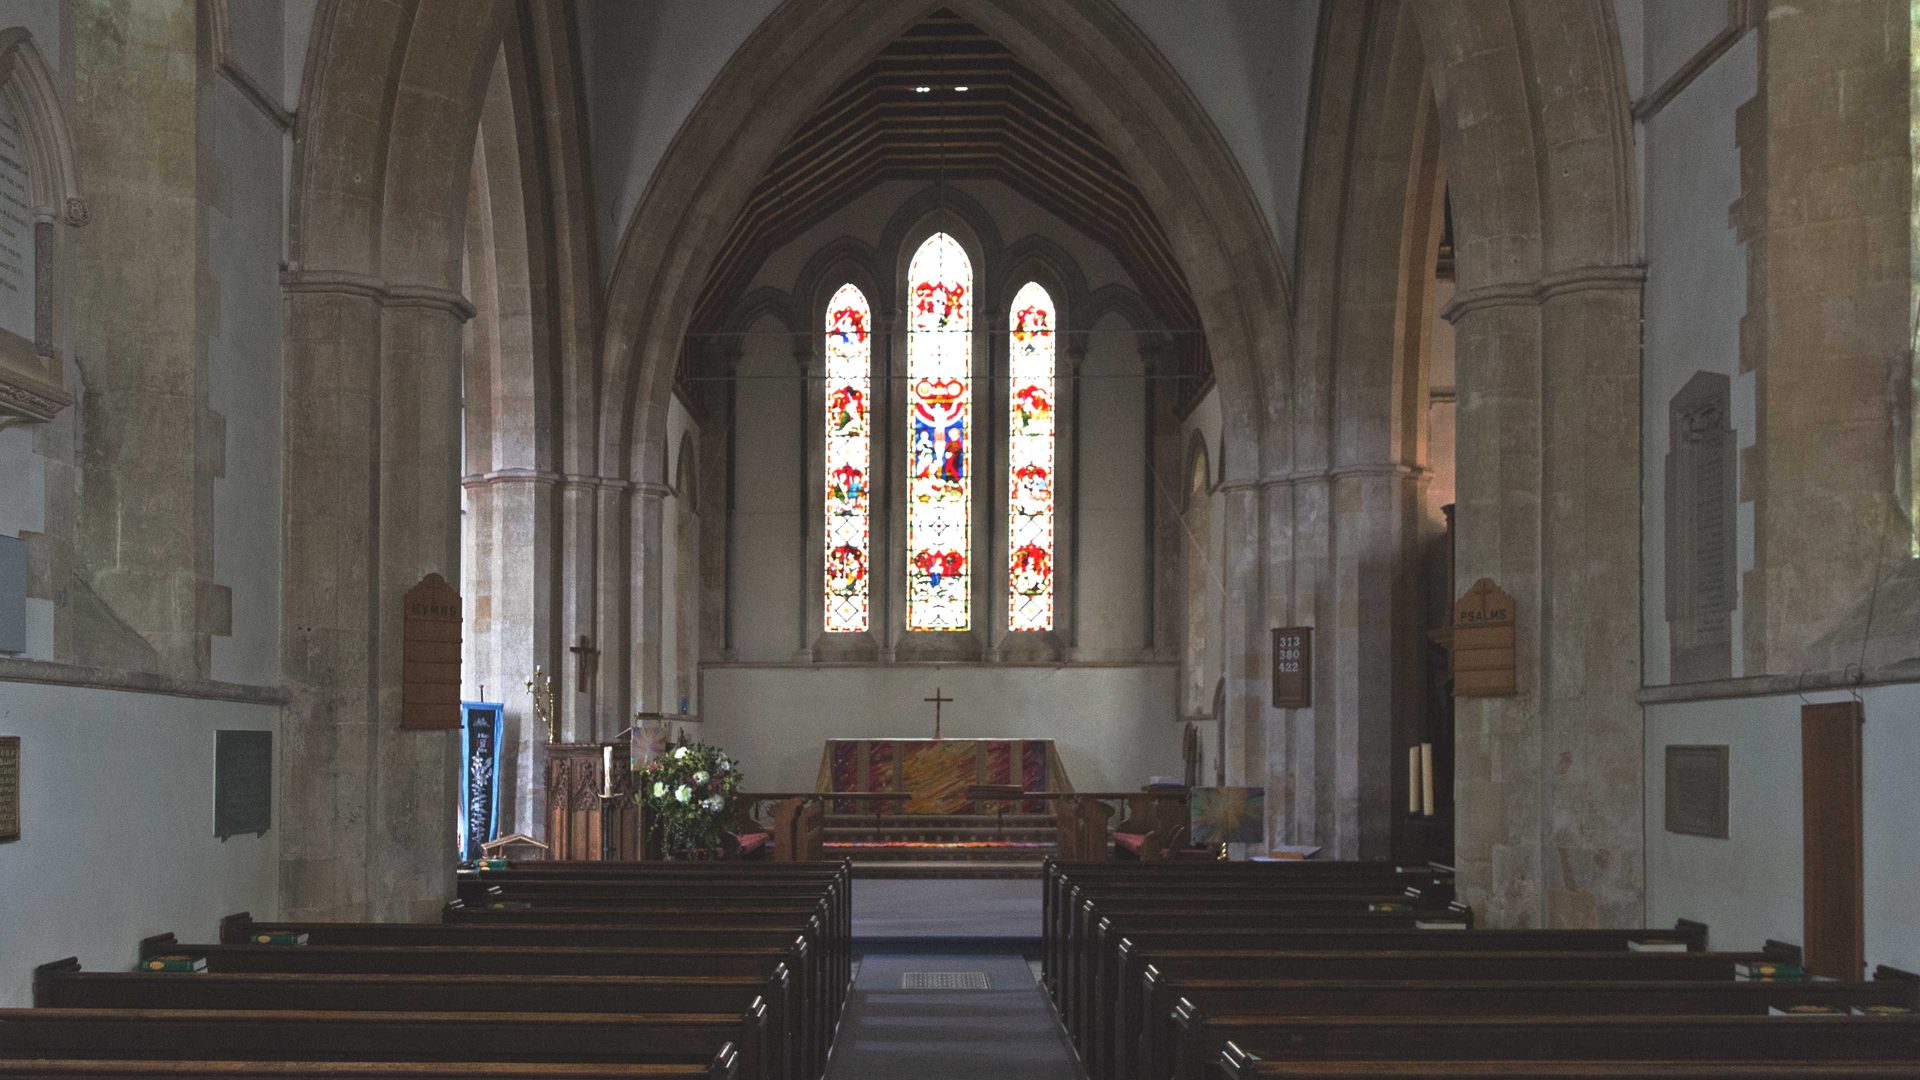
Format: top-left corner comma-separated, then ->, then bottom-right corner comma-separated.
1666,371 -> 1736,682
1270,626 -> 1311,708
1453,578 -> 1516,696
213,729 -> 272,840
401,573 -> 461,730
0,735 -> 18,841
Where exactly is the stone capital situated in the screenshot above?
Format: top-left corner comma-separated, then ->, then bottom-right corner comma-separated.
1441,264 -> 1645,323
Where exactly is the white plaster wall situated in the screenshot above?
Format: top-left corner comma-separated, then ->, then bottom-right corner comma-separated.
0,425 -> 50,657
701,663 -> 1180,794
1076,312 -> 1149,659
0,683 -> 281,1005
578,0 -> 781,276
1109,0 -> 1318,271
1639,31 -> 1756,686
205,22 -> 286,687
1643,0 -> 1731,97
730,315 -> 804,662
1646,682 -> 1920,974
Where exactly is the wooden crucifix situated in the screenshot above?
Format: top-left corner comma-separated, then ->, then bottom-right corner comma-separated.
569,635 -> 600,693
924,686 -> 953,740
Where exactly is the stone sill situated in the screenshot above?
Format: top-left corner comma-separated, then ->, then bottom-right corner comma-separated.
0,656 -> 288,706
1638,661 -> 1920,705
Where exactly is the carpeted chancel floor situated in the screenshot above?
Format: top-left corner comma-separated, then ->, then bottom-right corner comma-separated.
825,877 -> 1082,1078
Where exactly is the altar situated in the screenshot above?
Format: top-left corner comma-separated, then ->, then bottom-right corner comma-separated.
820,737 -> 1068,814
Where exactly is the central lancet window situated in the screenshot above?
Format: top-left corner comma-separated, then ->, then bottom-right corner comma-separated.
823,284 -> 872,632
906,232 -> 973,631
1008,281 -> 1056,631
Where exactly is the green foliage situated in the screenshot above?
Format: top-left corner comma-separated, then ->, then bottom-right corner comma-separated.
635,741 -> 743,854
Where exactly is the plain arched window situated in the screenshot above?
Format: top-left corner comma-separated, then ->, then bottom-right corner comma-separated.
1008,280 -> 1056,631
905,233 -> 973,631
823,283 -> 872,632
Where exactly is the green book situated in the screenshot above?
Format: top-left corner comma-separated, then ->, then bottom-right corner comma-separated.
1736,961 -> 1806,980
479,858 -> 509,871
143,955 -> 207,973
250,931 -> 309,946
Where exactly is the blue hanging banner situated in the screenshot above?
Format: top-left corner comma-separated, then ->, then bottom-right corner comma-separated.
459,701 -> 505,862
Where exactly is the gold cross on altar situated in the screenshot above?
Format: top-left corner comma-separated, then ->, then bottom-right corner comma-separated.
924,687 -> 953,740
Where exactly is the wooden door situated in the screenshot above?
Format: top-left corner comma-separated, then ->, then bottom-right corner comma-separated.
1801,701 -> 1864,979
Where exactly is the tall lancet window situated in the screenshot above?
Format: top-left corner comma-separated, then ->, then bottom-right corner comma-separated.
823,283 -> 872,632
1007,281 -> 1056,631
906,232 -> 973,631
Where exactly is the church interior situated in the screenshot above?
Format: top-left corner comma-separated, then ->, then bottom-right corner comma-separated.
2,0 -> 1919,1075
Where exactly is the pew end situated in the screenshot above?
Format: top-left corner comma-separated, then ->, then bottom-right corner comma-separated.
1218,1038 -> 1260,1080
218,912 -> 252,944
31,958 -> 80,1006
134,933 -> 177,962
710,1040 -> 741,1080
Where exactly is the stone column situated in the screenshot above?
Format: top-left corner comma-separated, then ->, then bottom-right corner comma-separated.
1218,480 -> 1266,786
630,482 -> 667,713
1446,291 -> 1546,927
595,478 -> 632,729
281,284 -> 382,920
460,467 -> 556,836
67,0 -> 210,676
555,474 -> 598,739
1446,268 -> 1644,928
370,295 -> 465,921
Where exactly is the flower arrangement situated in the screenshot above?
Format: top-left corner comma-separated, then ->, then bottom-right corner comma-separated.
636,740 -> 743,855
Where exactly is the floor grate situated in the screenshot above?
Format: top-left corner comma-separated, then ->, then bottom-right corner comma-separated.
901,971 -> 992,990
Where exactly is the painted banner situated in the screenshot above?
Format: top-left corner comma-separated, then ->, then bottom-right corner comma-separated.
459,701 -> 505,861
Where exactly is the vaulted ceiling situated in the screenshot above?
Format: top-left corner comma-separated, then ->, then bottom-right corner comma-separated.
687,9 -> 1201,342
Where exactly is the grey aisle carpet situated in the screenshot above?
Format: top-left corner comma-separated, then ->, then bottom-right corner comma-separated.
824,951 -> 1083,1080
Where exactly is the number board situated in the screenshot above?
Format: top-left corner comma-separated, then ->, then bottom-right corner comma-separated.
401,573 -> 461,730
1271,626 -> 1312,709
213,729 -> 273,840
0,735 -> 18,841
1453,578 -> 1517,696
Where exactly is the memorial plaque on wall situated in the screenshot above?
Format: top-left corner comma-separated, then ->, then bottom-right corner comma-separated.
401,573 -> 461,730
0,735 -> 18,841
1271,627 -> 1312,708
213,729 -> 272,840
1453,578 -> 1517,696
1664,744 -> 1729,838
1665,371 -> 1737,682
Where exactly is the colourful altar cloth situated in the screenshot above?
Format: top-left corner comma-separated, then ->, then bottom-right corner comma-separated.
821,738 -> 1063,814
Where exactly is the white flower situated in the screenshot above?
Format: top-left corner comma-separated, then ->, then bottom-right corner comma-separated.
692,771 -> 709,784
719,759 -> 732,773
674,784 -> 692,803
673,746 -> 690,760
651,781 -> 666,798
704,795 -> 724,811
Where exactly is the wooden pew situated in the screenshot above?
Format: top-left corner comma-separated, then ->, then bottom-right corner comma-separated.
1218,1059 -> 1920,1080
1183,1015 -> 1920,1074
0,1009 -> 760,1078
1096,924 -> 1727,1080
0,1059 -> 737,1079
34,965 -> 789,1080
1163,977 -> 1920,1080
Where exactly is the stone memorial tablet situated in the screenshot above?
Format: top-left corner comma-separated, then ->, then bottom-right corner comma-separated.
1664,743 -> 1729,839
1666,371 -> 1736,682
214,729 -> 272,840
0,735 -> 18,841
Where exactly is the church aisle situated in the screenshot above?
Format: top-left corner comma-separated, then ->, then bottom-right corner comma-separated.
825,950 -> 1083,1080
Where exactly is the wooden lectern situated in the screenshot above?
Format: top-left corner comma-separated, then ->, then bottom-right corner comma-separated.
544,742 -> 640,860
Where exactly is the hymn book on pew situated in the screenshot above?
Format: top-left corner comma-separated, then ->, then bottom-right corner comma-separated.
142,954 -> 207,972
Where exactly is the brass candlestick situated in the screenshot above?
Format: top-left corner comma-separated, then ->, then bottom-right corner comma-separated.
525,666 -> 557,743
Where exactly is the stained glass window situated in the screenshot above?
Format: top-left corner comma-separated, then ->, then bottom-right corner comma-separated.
906,233 -> 972,631
1008,281 -> 1056,631
823,283 -> 871,632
